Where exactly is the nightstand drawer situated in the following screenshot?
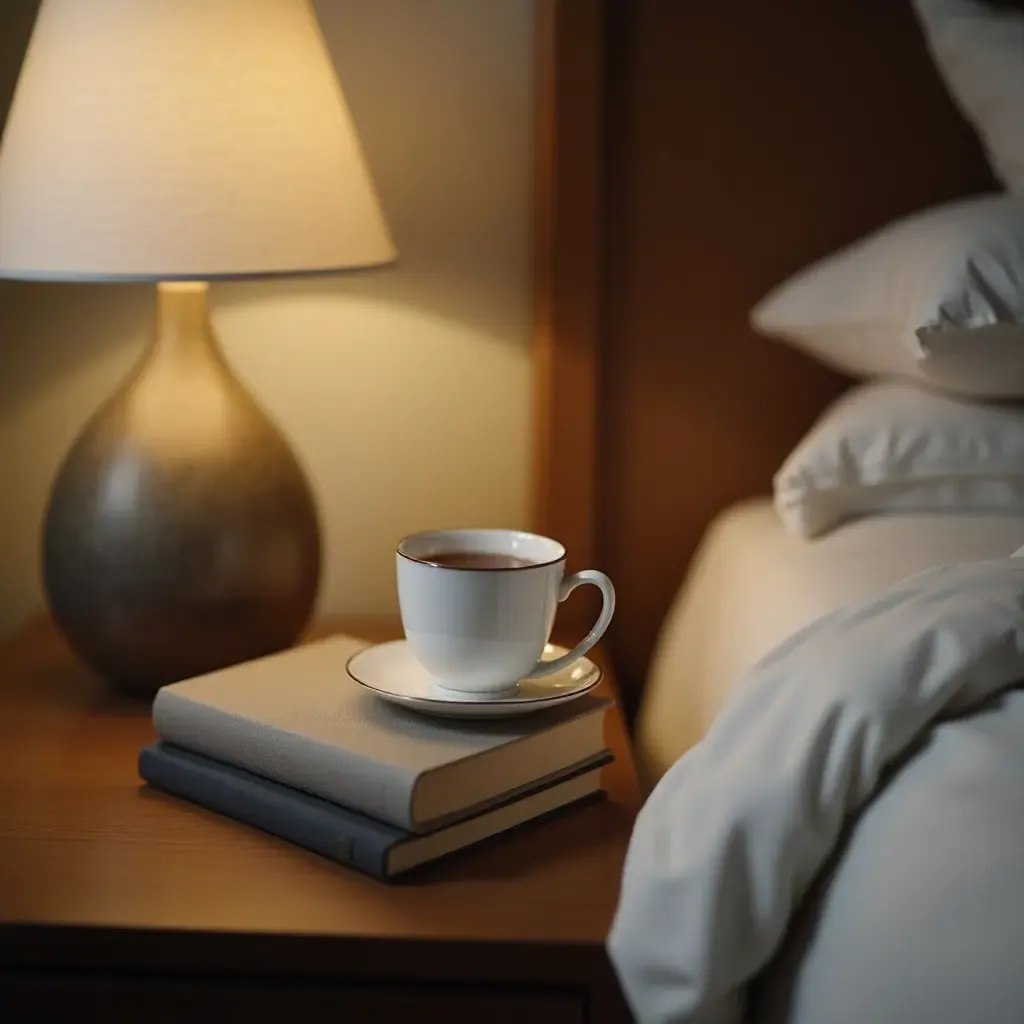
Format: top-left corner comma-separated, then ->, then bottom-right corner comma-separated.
1,972 -> 586,1024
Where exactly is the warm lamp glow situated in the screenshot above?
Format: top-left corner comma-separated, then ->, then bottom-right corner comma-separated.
0,0 -> 396,281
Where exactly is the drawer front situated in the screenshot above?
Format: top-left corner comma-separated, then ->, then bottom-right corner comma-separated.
0,972 -> 585,1024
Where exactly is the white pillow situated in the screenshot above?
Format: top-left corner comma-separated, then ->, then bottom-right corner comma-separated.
913,0 -> 1024,192
774,380 -> 1024,538
751,193 -> 1024,398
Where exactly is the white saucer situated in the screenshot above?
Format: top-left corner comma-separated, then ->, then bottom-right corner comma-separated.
345,640 -> 602,719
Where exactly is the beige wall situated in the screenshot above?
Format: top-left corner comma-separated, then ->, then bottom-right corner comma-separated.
0,0 -> 535,638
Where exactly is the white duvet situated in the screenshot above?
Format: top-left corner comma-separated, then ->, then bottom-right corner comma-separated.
608,558 -> 1024,1024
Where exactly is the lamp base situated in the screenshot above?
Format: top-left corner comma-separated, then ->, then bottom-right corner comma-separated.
42,282 -> 321,695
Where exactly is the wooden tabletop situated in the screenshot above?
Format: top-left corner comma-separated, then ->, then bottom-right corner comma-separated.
0,616 -> 642,991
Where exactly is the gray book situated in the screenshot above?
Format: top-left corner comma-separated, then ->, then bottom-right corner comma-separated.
139,742 -> 611,881
152,633 -> 611,832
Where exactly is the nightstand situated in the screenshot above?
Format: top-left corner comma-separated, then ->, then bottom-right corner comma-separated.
0,617 -> 641,1023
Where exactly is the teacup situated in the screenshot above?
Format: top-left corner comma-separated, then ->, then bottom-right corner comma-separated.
396,528 -> 615,695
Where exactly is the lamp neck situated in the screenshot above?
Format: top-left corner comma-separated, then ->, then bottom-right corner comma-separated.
153,281 -> 224,366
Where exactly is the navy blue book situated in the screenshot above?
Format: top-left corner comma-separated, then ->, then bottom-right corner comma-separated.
139,742 -> 611,881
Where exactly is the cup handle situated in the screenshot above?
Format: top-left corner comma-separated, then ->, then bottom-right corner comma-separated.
523,569 -> 616,679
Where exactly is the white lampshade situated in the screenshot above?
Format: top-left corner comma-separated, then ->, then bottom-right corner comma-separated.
0,0 -> 396,281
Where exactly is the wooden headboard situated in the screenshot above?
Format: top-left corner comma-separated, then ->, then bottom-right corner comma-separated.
532,0 -> 997,718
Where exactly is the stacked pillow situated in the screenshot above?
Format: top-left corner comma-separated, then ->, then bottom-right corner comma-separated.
751,0 -> 1024,539
914,0 -> 1024,193
752,193 -> 1024,399
772,381 -> 1024,538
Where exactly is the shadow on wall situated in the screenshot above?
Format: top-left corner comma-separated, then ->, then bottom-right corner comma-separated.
0,0 -> 535,637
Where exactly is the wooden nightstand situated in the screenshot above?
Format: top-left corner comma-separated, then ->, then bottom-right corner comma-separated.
0,617 -> 641,1023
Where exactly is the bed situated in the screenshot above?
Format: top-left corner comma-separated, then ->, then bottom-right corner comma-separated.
635,500 -> 1024,787
531,1 -> 1024,1022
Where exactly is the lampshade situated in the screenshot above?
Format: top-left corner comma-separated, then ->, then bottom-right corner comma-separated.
0,0 -> 396,281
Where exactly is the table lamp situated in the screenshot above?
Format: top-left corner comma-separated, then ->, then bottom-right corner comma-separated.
0,0 -> 396,693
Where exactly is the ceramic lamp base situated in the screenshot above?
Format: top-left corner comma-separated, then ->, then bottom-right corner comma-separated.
42,282 -> 321,695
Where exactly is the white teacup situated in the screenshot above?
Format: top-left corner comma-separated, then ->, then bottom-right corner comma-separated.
396,528 -> 616,695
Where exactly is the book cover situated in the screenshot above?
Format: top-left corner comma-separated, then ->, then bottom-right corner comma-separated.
139,742 -> 611,881
151,633 -> 610,832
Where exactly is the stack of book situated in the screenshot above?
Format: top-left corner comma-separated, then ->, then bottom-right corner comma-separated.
140,633 -> 613,881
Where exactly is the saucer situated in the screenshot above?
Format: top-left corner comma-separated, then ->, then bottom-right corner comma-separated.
345,640 -> 602,719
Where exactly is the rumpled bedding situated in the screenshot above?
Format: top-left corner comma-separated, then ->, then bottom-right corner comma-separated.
607,558 -> 1024,1024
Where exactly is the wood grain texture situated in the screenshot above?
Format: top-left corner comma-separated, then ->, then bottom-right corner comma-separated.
0,617 -> 639,1009
535,0 -> 998,716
